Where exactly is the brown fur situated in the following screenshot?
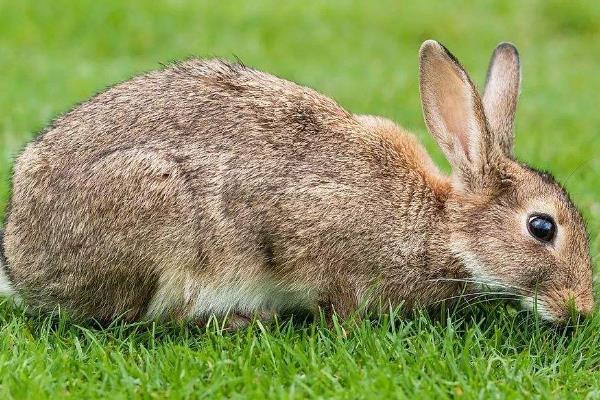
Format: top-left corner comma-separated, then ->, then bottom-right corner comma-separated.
0,42 -> 594,325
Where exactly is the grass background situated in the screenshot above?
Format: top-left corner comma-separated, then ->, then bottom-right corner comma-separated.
1,0 -> 599,398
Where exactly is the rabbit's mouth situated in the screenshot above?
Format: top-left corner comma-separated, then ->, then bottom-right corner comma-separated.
520,289 -> 595,325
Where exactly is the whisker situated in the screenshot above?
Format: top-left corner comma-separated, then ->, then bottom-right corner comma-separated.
456,296 -> 522,314
430,291 -> 522,306
427,277 -> 496,287
452,291 -> 526,314
427,277 -> 535,295
437,292 -> 487,315
562,158 -> 593,186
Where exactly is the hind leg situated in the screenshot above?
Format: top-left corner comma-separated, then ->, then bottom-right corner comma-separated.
4,148 -> 200,321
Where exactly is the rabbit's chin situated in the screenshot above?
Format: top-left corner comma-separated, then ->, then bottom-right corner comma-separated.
520,296 -> 554,322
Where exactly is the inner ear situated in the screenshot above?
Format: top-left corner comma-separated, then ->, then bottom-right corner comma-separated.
419,40 -> 490,175
483,43 -> 520,156
435,63 -> 474,161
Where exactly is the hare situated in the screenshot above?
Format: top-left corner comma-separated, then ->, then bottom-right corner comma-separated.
0,40 -> 594,327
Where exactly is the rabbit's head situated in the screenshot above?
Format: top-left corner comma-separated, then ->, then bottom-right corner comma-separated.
419,40 -> 594,323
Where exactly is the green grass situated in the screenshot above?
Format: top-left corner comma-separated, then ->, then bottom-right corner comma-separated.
1,0 -> 599,398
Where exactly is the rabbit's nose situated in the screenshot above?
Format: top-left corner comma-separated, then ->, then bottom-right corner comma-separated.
561,289 -> 595,318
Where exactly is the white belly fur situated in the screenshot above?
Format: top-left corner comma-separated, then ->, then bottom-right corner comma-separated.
0,262 -> 15,296
0,259 -> 22,306
145,268 -> 316,320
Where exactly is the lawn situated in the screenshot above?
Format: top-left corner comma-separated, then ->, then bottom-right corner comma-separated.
1,0 -> 600,398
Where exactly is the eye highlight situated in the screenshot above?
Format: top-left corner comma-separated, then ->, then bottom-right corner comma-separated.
527,214 -> 556,243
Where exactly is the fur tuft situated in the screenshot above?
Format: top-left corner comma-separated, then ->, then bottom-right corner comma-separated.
0,229 -> 15,297
0,261 -> 15,297
0,265 -> 15,297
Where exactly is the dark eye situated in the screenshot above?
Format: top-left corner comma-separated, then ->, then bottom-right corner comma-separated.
527,214 -> 556,243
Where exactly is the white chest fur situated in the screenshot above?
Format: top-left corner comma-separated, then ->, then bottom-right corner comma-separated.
145,268 -> 316,321
0,262 -> 15,297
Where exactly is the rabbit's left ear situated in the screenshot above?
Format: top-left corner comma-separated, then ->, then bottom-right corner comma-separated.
419,40 -> 493,190
483,43 -> 520,157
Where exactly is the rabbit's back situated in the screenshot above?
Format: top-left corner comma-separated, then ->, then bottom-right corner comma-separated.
4,60 -> 449,321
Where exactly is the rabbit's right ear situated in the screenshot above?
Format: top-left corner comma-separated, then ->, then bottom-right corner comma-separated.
483,43 -> 520,157
419,40 -> 492,189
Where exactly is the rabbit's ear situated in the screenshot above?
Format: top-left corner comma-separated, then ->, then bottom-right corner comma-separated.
483,43 -> 520,157
419,40 -> 492,187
